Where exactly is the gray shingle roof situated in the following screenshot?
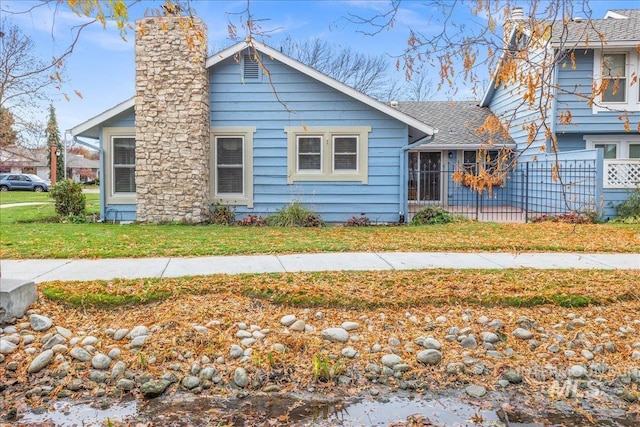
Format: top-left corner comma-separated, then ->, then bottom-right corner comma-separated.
394,101 -> 514,147
552,9 -> 640,45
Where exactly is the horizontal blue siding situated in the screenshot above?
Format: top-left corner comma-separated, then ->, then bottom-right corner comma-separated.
104,204 -> 136,222
555,49 -> 640,132
603,188 -> 634,220
210,53 -> 408,223
486,80 -> 547,154
556,134 -> 586,151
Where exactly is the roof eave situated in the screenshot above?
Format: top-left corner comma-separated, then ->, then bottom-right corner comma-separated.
70,97 -> 135,138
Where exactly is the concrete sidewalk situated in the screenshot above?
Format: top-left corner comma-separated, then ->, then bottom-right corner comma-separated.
1,252 -> 638,283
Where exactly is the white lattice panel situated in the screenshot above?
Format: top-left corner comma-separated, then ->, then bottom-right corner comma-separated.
604,160 -> 640,188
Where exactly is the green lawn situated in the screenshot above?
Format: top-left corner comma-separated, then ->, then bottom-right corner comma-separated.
1,190 -> 638,258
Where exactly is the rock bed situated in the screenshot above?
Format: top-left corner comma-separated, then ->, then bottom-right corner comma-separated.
1,297 -> 640,423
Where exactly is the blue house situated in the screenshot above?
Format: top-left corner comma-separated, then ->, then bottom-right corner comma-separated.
480,8 -> 640,220
71,16 -> 518,224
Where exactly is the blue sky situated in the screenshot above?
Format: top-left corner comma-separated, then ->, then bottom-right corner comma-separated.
3,0 -> 636,145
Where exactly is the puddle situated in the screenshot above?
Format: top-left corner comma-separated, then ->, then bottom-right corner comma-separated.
13,392 -> 637,426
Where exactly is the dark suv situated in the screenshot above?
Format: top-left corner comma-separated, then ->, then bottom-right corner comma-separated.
0,173 -> 51,192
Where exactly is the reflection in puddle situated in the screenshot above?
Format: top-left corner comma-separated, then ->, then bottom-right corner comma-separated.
14,392 -> 635,426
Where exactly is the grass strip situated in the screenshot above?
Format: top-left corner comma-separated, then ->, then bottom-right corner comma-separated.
40,269 -> 640,309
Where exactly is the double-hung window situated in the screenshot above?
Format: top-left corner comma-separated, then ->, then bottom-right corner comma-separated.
297,136 -> 322,171
593,49 -> 640,112
216,137 -> 244,194
601,53 -> 626,103
210,127 -> 255,207
286,126 -> 370,183
113,137 -> 136,193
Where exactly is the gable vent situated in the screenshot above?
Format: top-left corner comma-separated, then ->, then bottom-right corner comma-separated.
243,54 -> 260,80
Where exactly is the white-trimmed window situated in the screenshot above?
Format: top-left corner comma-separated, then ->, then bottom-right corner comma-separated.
113,137 -> 136,193
585,135 -> 640,188
285,126 -> 370,183
593,49 -> 640,112
103,127 -> 136,204
210,127 -> 255,207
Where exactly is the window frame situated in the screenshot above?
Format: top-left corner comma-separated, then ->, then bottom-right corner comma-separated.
210,127 -> 256,207
296,135 -> 323,173
103,127 -> 136,205
285,126 -> 370,184
593,49 -> 640,112
585,135 -> 640,159
332,135 -> 359,172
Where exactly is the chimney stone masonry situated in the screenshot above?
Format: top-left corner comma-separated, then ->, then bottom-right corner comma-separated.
134,16 -> 210,223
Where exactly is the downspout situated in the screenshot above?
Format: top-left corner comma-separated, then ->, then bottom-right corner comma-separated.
399,131 -> 437,222
72,135 -> 105,221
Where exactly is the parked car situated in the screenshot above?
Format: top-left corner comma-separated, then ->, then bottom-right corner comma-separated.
0,174 -> 50,192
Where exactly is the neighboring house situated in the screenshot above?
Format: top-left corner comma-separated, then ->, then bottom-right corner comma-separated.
65,153 -> 99,183
0,146 -> 99,183
481,8 -> 640,219
72,16 -> 518,224
0,146 -> 49,179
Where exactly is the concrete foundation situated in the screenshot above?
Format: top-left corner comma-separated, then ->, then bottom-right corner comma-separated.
0,278 -> 36,323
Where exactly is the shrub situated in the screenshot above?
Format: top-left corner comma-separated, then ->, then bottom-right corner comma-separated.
410,206 -> 455,225
267,201 -> 324,227
210,202 -> 235,225
531,213 -> 597,224
616,187 -> 640,219
344,214 -> 371,227
49,179 -> 86,218
236,214 -> 267,226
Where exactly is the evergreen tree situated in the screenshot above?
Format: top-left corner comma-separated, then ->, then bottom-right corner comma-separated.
45,104 -> 64,181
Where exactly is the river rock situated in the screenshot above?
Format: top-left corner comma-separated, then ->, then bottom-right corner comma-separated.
503,370 -> 523,384
181,376 -> 200,390
568,365 -> 587,378
512,328 -> 533,340
321,328 -> 349,343
113,329 -> 129,340
117,378 -> 135,391
422,337 -> 442,350
416,349 -> 442,365
55,326 -> 73,339
229,345 -> 244,359
341,321 -> 359,331
381,354 -> 402,368
0,339 -> 17,354
82,336 -> 98,346
236,330 -> 252,339
140,379 -> 170,398
130,336 -> 148,348
42,334 -> 66,350
466,385 -> 487,398
127,325 -> 149,339
234,367 -> 249,388
280,315 -> 296,326
632,350 -> 640,361
91,353 -> 112,370
30,314 -> 53,332
111,360 -> 127,379
342,347 -> 358,358
461,336 -> 477,349
28,349 -> 54,373
290,320 -> 306,332
69,347 -> 91,362
481,332 -> 500,344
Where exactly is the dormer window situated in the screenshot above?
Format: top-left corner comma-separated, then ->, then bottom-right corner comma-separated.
242,53 -> 261,81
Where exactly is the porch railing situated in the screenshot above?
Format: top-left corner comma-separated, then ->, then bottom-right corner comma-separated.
603,160 -> 640,188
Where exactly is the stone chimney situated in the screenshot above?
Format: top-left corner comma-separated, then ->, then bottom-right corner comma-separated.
134,16 -> 210,223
